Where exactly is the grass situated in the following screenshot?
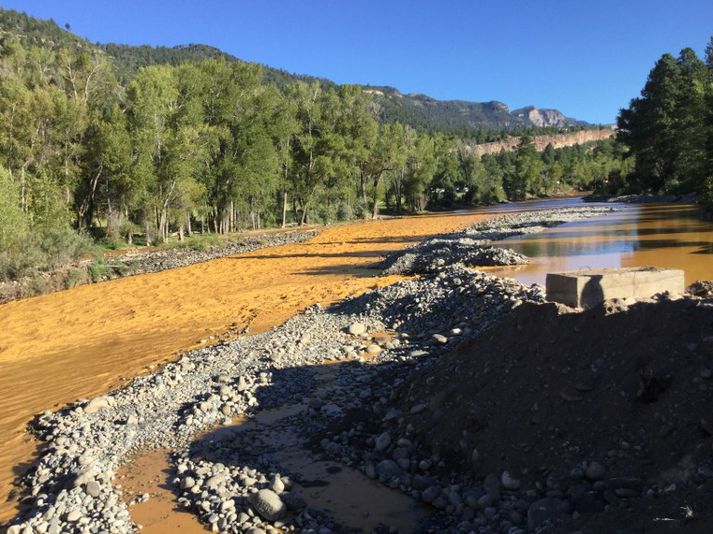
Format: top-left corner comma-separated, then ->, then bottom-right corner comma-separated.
88,259 -> 112,282
162,232 -> 226,252
64,268 -> 85,289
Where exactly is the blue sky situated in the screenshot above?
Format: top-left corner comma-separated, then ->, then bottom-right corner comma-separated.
3,0 -> 712,124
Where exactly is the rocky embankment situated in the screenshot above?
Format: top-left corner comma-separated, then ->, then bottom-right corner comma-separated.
0,230 -> 317,304
380,206 -> 616,275
465,129 -> 614,158
5,205 -> 629,533
348,292 -> 713,533
6,264 -> 544,533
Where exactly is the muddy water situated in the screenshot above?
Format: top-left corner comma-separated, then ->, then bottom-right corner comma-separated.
488,201 -> 713,286
0,210 -> 492,523
118,362 -> 425,533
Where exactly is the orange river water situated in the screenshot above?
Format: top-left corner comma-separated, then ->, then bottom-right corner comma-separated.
0,209 -> 494,523
1,200 -> 713,525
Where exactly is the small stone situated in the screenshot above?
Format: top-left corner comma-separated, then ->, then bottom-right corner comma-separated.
501,471 -> 521,490
84,396 -> 110,414
375,432 -> 392,451
585,462 -> 606,481
410,403 -> 426,415
269,475 -> 285,493
432,334 -> 448,345
348,323 -> 367,336
85,480 -> 101,497
365,344 -> 381,355
375,459 -> 401,480
181,477 -> 196,490
237,377 -> 249,392
65,510 -> 82,522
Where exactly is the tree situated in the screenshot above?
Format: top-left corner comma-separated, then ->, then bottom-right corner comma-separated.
363,123 -> 406,218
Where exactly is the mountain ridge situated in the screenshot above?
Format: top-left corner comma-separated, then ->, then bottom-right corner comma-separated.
0,8 -> 593,134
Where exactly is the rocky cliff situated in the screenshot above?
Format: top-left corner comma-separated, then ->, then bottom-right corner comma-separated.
466,128 -> 615,157
511,105 -> 580,128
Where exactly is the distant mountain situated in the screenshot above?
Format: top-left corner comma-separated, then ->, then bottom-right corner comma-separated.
511,105 -> 586,128
0,8 -> 591,134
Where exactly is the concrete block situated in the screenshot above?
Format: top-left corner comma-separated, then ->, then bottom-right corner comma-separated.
546,267 -> 685,309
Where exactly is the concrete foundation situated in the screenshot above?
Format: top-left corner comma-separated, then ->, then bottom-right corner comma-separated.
545,267 -> 685,309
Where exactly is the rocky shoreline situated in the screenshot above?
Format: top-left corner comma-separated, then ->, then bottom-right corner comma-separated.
379,206 -> 616,275
7,266 -> 543,533
5,206 -> 628,533
0,230 -> 317,305
584,192 -> 698,204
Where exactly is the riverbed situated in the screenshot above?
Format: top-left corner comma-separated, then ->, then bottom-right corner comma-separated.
2,199 -> 713,527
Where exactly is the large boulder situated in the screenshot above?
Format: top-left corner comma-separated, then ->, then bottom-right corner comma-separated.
249,489 -> 286,521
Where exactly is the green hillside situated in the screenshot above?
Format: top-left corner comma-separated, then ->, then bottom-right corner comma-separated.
0,8 -> 586,135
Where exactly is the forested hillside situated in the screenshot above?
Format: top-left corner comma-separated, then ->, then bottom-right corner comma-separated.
0,7 -> 626,283
617,37 -> 713,207
0,8 -> 588,135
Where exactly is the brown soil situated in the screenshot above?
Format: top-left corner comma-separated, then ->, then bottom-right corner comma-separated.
0,210 -> 491,523
397,297 -> 713,532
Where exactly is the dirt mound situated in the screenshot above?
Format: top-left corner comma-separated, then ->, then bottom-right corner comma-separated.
394,296 -> 713,532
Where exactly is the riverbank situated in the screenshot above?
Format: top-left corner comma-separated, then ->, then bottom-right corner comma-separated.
7,266 -> 543,533
6,199 -> 713,532
0,209 -> 495,524
4,207 -> 620,532
0,229 -> 317,305
584,192 -> 699,204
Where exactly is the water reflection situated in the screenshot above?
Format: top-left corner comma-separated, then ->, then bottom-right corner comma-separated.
486,200 -> 713,286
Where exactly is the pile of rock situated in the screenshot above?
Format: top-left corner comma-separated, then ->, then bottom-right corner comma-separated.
314,293 -> 713,533
380,205 -> 616,275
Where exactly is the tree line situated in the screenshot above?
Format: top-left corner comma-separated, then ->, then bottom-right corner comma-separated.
617,36 -> 713,207
0,36 -> 623,281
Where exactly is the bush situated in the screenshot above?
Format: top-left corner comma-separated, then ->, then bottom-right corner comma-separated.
88,259 -> 111,282
64,268 -> 86,289
0,168 -> 92,280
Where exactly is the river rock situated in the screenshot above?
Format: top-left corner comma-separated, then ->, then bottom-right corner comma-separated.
376,459 -> 401,480
432,334 -> 448,345
348,322 -> 367,335
65,509 -> 82,522
527,498 -> 570,530
249,489 -> 285,521
84,396 -> 110,414
501,470 -> 521,490
85,480 -> 101,497
269,474 -> 285,493
366,344 -> 381,354
375,431 -> 392,451
585,462 -> 606,481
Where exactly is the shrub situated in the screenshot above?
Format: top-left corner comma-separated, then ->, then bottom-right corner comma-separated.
64,268 -> 85,289
88,259 -> 111,282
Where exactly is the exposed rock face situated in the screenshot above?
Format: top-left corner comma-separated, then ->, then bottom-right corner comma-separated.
511,105 -> 576,128
466,128 -> 615,157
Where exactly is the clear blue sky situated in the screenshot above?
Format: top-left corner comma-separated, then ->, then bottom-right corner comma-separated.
3,0 -> 712,124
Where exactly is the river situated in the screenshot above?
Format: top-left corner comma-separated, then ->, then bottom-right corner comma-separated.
485,199 -> 713,286
1,199 -> 712,527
